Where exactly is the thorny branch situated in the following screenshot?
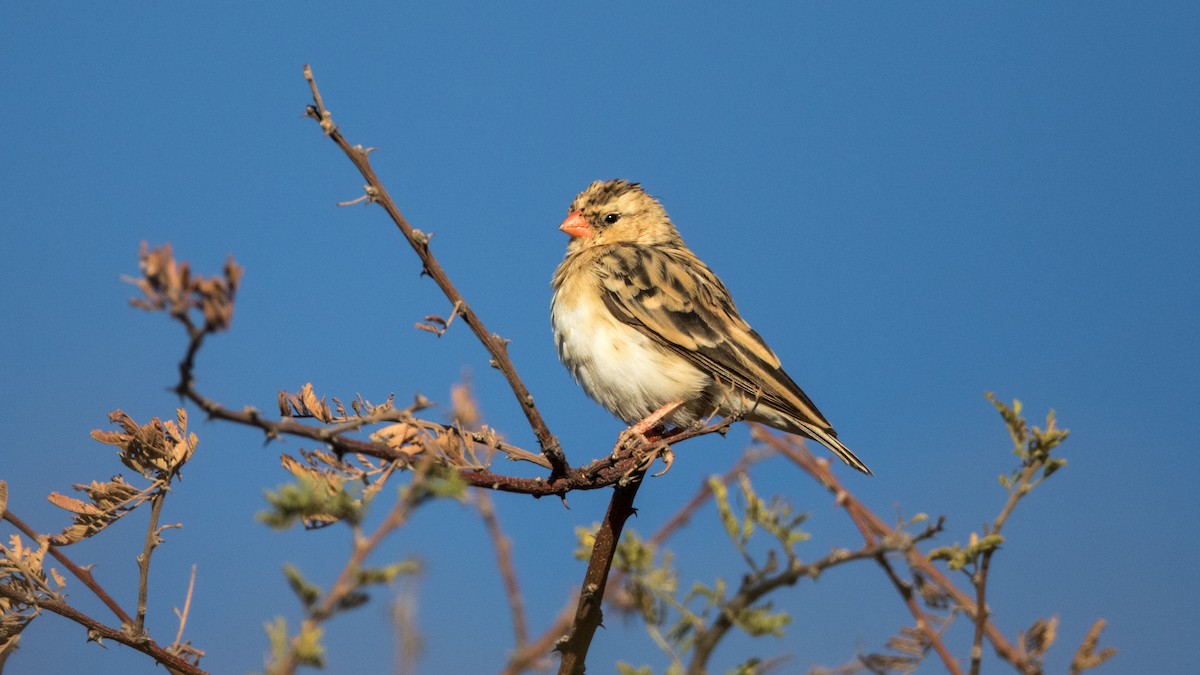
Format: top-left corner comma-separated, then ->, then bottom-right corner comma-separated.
0,583 -> 207,675
134,232 -> 1111,673
301,64 -> 568,478
506,449 -> 765,674
135,490 -> 167,632
556,471 -> 647,675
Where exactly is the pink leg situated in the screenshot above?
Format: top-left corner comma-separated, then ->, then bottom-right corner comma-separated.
615,400 -> 685,460
627,400 -> 684,437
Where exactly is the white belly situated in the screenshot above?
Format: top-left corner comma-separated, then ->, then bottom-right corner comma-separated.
551,293 -> 710,425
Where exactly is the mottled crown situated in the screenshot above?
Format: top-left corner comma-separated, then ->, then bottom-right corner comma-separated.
569,179 -> 644,213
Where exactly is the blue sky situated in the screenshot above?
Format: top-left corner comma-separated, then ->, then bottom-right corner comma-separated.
2,3 -> 1197,673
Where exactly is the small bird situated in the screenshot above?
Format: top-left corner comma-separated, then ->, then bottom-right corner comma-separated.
551,179 -> 870,474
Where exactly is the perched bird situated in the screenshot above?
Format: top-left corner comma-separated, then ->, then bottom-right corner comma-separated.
551,179 -> 870,474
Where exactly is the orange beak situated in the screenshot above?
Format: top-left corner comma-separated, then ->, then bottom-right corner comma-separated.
559,210 -> 593,238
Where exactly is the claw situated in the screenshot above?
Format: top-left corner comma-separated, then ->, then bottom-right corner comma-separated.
650,446 -> 675,477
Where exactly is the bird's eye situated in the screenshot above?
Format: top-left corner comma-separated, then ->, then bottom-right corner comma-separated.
603,213 -> 621,224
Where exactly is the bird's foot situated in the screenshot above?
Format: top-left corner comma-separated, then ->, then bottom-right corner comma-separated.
613,400 -> 685,459
619,440 -> 676,483
614,424 -> 662,459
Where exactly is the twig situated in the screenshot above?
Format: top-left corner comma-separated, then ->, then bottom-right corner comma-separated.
475,490 -> 528,648
135,488 -> 167,632
969,457 -> 1043,675
172,564 -> 197,648
904,547 -> 1027,671
968,559 -> 989,675
556,471 -> 647,675
2,509 -> 135,627
301,64 -> 568,478
0,583 -> 207,675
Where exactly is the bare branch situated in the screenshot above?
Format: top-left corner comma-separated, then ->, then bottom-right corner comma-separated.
557,471 -> 647,675
301,64 -> 568,477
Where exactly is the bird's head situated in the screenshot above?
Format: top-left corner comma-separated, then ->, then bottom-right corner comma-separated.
559,179 -> 683,251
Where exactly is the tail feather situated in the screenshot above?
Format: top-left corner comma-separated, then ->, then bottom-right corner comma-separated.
797,423 -> 872,475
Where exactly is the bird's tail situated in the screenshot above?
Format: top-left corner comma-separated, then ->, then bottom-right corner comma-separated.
798,423 -> 872,475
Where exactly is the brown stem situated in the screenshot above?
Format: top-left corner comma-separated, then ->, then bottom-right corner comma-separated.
0,584 -> 206,675
968,559 -> 988,675
136,488 -> 167,632
301,64 -> 567,478
508,450 -> 762,673
2,510 -> 135,627
557,472 -> 646,675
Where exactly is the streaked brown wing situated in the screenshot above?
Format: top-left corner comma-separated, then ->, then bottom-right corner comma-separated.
595,244 -> 834,431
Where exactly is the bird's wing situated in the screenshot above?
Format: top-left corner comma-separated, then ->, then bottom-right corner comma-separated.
595,244 -> 834,431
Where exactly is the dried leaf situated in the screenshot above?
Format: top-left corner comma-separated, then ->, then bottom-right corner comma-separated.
371,423 -> 417,449
51,524 -> 91,546
47,492 -> 100,515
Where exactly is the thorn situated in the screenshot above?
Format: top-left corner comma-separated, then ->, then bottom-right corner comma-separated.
337,193 -> 372,207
